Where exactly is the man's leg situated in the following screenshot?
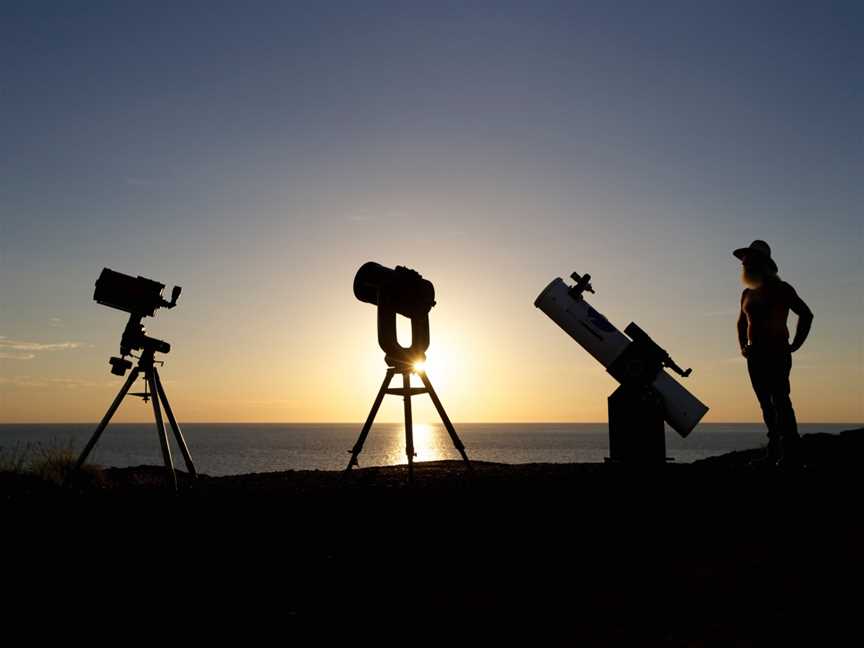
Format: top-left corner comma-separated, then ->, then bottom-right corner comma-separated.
747,352 -> 781,462
774,352 -> 800,466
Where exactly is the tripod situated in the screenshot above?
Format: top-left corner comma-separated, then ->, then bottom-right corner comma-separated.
345,361 -> 472,482
68,346 -> 196,491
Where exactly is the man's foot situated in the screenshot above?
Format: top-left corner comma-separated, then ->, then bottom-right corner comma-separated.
777,437 -> 804,470
776,456 -> 803,470
750,447 -> 779,468
750,436 -> 782,467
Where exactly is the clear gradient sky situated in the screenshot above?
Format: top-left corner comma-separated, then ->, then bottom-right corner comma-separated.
1,1 -> 862,424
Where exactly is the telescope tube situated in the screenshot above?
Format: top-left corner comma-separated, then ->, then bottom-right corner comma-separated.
535,278 -> 708,437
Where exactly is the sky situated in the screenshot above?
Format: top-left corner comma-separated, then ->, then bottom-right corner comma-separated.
1,1 -> 861,424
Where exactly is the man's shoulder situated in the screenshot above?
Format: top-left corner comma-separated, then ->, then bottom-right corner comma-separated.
769,280 -> 800,306
776,280 -> 797,296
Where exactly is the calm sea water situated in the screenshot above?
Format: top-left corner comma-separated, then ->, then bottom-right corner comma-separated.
0,423 -> 857,476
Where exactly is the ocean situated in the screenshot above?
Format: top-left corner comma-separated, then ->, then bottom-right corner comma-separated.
0,422 -> 856,476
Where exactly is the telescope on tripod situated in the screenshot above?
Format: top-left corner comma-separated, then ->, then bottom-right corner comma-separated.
345,262 -> 472,481
535,271 -> 709,462
65,268 -> 197,490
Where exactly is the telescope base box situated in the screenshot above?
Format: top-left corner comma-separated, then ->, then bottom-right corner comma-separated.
607,385 -> 667,463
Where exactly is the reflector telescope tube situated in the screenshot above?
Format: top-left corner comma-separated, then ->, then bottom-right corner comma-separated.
535,277 -> 708,437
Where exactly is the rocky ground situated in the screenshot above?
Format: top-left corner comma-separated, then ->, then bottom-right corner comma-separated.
3,428 -> 862,645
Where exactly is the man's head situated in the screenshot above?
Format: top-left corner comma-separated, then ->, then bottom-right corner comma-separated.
734,240 -> 778,288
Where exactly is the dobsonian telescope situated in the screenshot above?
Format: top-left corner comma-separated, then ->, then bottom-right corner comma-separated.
535,271 -> 709,462
345,262 -> 472,481
66,268 -> 197,490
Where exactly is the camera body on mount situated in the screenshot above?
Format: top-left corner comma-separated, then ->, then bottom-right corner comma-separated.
93,268 -> 182,375
94,268 -> 181,317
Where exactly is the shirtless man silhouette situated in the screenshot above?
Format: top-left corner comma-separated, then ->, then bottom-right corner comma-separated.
735,240 -> 813,467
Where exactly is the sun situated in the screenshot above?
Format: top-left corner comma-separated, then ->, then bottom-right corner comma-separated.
410,348 -> 453,384
407,333 -> 467,392
412,353 -> 446,376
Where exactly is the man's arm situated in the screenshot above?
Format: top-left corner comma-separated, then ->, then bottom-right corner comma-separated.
787,284 -> 813,353
738,290 -> 749,355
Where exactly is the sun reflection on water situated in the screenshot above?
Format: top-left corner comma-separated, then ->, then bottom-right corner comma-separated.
385,422 -> 449,464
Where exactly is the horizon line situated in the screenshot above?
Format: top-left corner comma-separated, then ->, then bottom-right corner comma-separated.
1,421 -> 861,426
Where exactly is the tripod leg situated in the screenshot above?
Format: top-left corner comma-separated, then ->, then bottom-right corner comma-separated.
152,367 -> 197,478
418,371 -> 472,471
147,370 -> 177,491
345,368 -> 395,474
402,371 -> 415,483
66,367 -> 141,485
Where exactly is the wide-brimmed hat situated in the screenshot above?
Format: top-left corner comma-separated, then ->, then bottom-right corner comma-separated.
733,239 -> 778,272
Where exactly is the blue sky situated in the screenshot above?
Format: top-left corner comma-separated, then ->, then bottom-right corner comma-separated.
1,1 -> 861,422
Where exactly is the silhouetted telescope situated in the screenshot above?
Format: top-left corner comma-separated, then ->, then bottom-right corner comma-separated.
66,268 -> 196,491
535,272 -> 709,462
346,262 -> 471,481
353,261 -> 435,366
94,268 -> 181,375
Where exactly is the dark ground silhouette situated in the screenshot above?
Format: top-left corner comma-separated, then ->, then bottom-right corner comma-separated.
4,428 -> 862,644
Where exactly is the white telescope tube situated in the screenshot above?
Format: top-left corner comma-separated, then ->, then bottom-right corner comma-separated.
534,278 -> 630,367
535,278 -> 709,437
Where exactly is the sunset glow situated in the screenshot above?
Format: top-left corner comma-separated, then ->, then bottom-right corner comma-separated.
0,4 -> 860,426
2,6 -> 860,641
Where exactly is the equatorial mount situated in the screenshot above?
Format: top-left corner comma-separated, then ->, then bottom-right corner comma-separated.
65,268 -> 195,490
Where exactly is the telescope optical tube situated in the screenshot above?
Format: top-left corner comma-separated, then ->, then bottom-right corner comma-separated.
535,277 -> 708,437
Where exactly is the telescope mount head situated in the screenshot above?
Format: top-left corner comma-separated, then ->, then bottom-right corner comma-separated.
607,322 -> 693,387
353,262 -> 435,371
93,268 -> 180,376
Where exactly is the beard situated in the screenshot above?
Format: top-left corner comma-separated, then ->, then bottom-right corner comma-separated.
742,266 -> 763,288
